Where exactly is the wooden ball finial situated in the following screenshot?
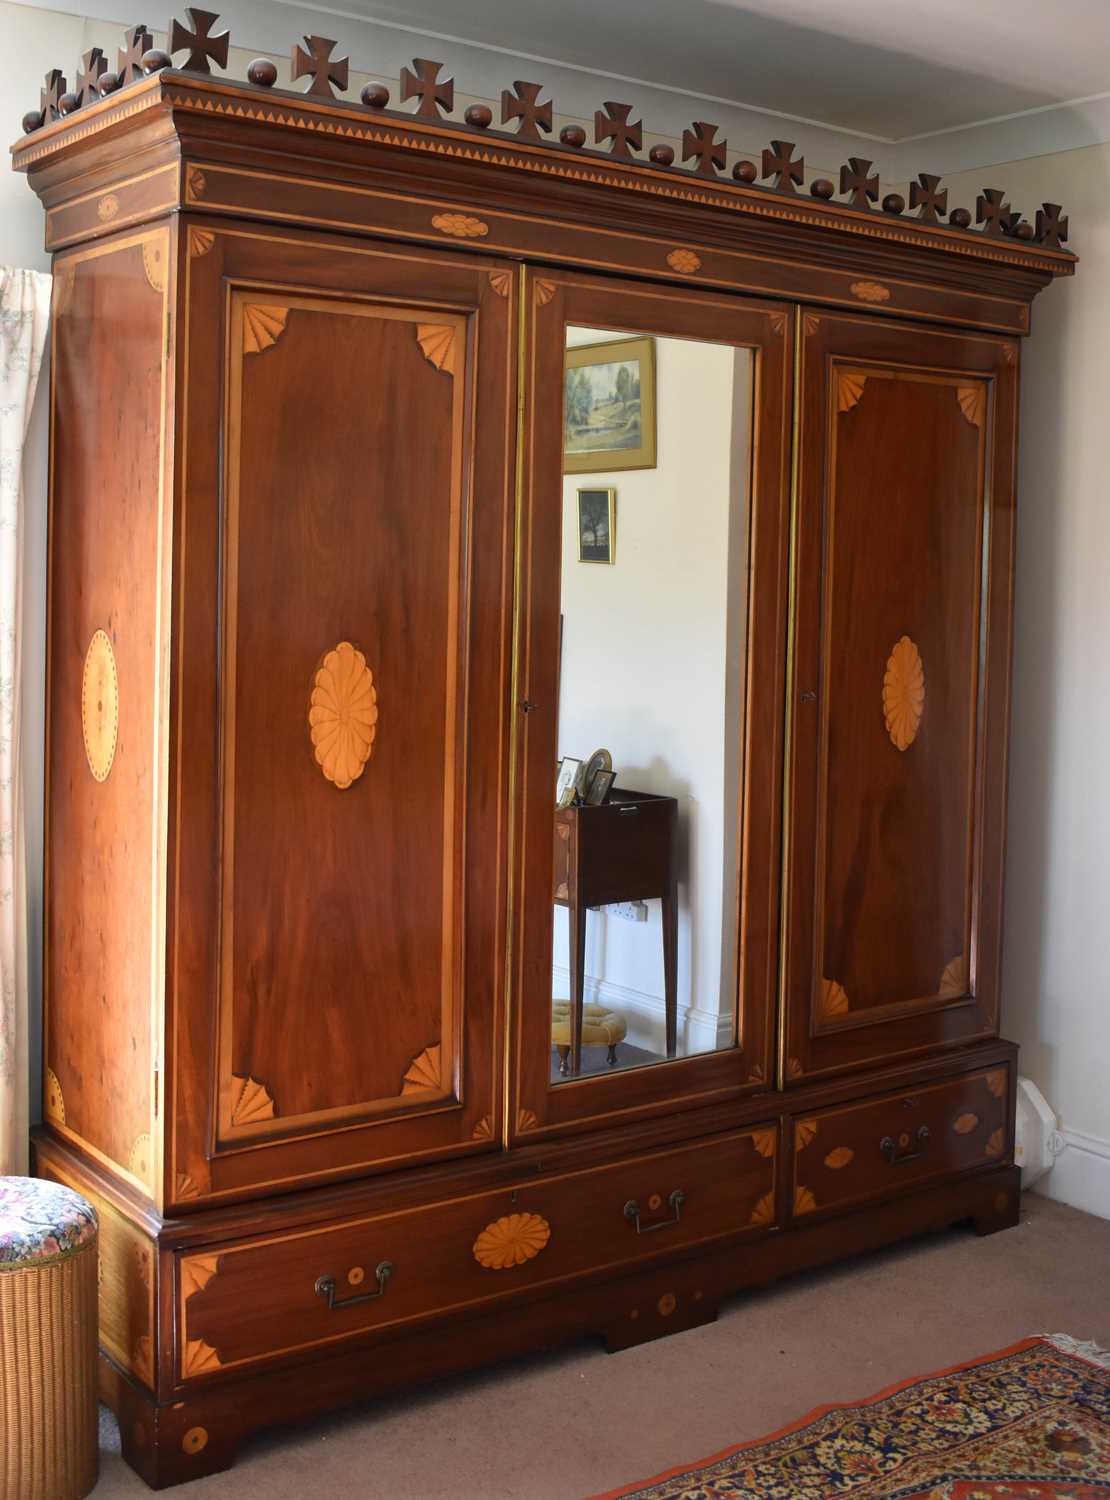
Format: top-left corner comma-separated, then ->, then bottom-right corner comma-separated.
98,70 -> 121,95
810,178 -> 835,200
141,49 -> 172,74
22,109 -> 44,133
948,206 -> 972,229
465,103 -> 492,127
1014,221 -> 1035,241
58,91 -> 80,115
560,123 -> 586,147
361,82 -> 389,108
882,192 -> 906,214
649,143 -> 674,166
732,160 -> 757,184
247,58 -> 277,87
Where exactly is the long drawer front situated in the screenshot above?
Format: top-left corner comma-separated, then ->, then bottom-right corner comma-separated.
177,1124 -> 777,1381
790,1064 -> 1011,1220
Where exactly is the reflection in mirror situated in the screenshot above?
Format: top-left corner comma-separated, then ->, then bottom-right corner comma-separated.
551,325 -> 753,1084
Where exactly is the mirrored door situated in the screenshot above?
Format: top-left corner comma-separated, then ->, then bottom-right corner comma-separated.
511,269 -> 792,1141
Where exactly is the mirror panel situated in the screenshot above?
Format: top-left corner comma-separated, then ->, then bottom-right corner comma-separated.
549,324 -> 754,1084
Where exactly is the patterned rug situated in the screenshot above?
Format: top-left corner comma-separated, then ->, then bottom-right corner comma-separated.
588,1335 -> 1110,1499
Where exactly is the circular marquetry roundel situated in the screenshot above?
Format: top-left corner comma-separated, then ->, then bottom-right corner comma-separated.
81,629 -> 118,782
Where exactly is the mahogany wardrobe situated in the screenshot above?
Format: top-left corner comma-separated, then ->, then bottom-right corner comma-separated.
13,22 -> 1075,1487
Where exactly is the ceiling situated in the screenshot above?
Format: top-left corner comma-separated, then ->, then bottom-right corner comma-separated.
304,0 -> 1110,141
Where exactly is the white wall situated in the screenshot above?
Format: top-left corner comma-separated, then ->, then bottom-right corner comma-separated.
554,332 -> 751,1057
944,145 -> 1110,1219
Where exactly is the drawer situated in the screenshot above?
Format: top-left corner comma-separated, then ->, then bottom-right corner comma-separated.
178,1123 -> 777,1380
790,1064 -> 1010,1220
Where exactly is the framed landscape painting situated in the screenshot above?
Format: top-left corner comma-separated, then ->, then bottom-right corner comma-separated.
563,335 -> 657,473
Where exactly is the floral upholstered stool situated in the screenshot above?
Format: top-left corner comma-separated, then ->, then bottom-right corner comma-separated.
551,1000 -> 628,1074
0,1177 -> 99,1500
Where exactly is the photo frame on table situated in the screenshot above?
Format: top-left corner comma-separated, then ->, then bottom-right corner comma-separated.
563,335 -> 657,474
556,758 -> 581,809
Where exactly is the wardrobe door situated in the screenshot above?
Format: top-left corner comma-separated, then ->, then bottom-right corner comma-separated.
169,226 -> 516,1207
782,311 -> 1018,1085
511,269 -> 791,1143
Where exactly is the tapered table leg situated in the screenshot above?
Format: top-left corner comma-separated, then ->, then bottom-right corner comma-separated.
662,879 -> 678,1057
569,900 -> 586,1072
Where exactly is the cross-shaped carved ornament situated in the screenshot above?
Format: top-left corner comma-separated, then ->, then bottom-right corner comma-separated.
400,57 -> 454,119
75,48 -> 107,107
682,121 -> 725,176
170,8 -> 230,72
594,101 -> 642,159
40,68 -> 66,122
291,35 -> 348,98
1035,202 -> 1068,249
839,157 -> 878,210
501,80 -> 552,140
976,188 -> 1018,237
762,140 -> 804,192
116,25 -> 153,86
909,172 -> 948,225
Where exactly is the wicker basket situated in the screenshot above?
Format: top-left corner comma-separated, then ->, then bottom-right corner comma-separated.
0,1222 -> 98,1499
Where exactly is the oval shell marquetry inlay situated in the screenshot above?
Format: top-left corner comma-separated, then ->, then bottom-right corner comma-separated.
823,1146 -> 854,1170
850,279 -> 890,304
882,635 -> 925,751
473,1211 -> 551,1269
666,248 -> 701,274
431,211 -> 489,239
309,642 -> 378,789
82,629 -> 119,782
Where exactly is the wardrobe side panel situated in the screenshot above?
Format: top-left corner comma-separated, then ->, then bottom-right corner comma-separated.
43,229 -> 171,1198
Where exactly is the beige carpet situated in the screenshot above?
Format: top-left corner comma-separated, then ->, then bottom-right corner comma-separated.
92,1194 -> 1110,1498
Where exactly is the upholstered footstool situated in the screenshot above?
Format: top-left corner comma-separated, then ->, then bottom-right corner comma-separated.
0,1177 -> 99,1500
551,1000 -> 628,1073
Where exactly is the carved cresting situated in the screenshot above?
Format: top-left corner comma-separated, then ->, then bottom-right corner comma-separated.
883,635 -> 925,751
308,641 -> 378,789
81,629 -> 118,782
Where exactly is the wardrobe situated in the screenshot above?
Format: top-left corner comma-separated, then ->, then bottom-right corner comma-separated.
13,29 -> 1075,1486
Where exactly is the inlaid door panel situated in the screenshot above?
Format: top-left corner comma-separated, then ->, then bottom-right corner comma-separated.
169,224 -> 516,1206
782,311 -> 1018,1083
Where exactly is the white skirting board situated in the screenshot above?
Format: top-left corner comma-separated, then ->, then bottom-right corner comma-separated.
550,965 -> 730,1055
1032,1126 -> 1110,1222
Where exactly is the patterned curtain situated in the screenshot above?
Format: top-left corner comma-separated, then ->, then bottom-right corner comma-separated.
0,268 -> 51,1175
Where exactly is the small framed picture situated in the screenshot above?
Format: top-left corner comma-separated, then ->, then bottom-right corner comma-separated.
564,335 -> 656,473
577,488 -> 616,565
585,769 -> 615,805
556,757 -> 581,808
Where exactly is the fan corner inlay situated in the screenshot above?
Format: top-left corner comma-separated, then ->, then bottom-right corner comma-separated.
401,1044 -> 442,1094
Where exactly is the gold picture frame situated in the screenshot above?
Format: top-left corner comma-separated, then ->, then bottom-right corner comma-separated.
564,335 -> 657,473
577,487 -> 616,564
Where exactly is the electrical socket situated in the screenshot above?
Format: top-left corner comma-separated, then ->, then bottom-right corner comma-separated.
609,901 -> 648,923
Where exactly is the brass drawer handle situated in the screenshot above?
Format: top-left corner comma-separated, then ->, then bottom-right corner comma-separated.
315,1260 -> 393,1310
880,1125 -> 930,1165
624,1188 -> 685,1233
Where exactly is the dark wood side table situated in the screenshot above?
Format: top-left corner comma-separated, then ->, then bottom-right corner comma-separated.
553,788 -> 678,1074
